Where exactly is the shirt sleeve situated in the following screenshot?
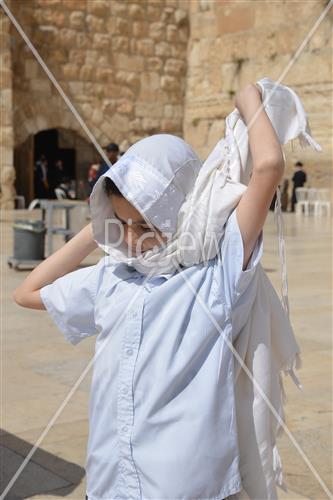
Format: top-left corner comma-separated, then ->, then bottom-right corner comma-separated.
215,208 -> 264,311
40,259 -> 106,346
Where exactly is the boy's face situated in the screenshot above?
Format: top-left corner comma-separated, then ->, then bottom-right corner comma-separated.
111,195 -> 168,255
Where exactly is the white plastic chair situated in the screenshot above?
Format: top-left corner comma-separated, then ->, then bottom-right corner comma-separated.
295,188 -> 309,215
54,188 -> 67,200
314,188 -> 331,216
307,188 -> 319,216
28,199 -> 41,210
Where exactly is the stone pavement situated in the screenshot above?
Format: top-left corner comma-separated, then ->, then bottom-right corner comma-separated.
1,208 -> 332,499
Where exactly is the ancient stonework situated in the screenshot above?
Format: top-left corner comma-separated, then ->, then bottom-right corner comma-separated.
0,11 -> 15,208
0,0 -> 331,207
184,0 -> 333,188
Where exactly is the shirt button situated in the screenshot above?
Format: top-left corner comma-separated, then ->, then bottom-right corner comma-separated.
132,311 -> 138,318
126,348 -> 133,356
122,386 -> 129,394
122,425 -> 129,433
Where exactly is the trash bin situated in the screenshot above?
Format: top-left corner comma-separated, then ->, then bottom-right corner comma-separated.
13,220 -> 46,261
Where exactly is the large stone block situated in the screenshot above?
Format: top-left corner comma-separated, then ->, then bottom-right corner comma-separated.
69,50 -> 86,65
128,4 -> 144,19
62,63 -> 81,80
115,71 -> 140,89
86,14 -> 105,32
149,22 -> 165,42
139,72 -> 160,100
142,117 -> 160,132
216,5 -> 255,35
58,29 -> 77,47
115,18 -> 131,37
87,0 -> 111,16
30,79 -> 52,95
0,127 -> 14,148
113,36 -> 129,52
175,9 -> 188,26
117,98 -> 134,115
113,54 -> 144,72
136,39 -> 155,57
69,11 -> 85,30
146,57 -> 163,72
164,58 -> 186,75
24,60 -> 39,79
164,104 -> 183,119
95,68 -> 113,83
155,42 -> 172,58
132,21 -> 149,38
135,102 -> 164,118
166,24 -> 178,43
147,5 -> 162,22
160,75 -> 179,92
93,33 -> 111,50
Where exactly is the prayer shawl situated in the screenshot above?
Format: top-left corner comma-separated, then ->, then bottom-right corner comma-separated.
90,77 -> 322,498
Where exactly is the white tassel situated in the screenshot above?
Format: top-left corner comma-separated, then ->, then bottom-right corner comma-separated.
299,131 -> 322,151
274,187 -> 290,317
273,445 -> 289,493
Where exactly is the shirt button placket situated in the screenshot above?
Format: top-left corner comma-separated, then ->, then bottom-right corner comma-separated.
117,295 -> 144,499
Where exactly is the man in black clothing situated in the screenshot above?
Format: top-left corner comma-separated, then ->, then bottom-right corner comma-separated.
291,161 -> 307,212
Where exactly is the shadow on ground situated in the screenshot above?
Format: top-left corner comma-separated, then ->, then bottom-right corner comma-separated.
1,429 -> 85,499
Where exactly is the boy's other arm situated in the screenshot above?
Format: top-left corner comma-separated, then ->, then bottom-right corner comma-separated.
12,223 -> 98,309
235,84 -> 285,271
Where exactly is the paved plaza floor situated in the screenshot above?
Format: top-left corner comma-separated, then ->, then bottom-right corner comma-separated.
1,208 -> 332,499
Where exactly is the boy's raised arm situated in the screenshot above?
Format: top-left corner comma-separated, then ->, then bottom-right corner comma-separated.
12,222 -> 98,310
235,84 -> 285,271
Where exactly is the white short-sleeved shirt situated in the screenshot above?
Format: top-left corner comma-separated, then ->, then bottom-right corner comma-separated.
40,209 -> 263,500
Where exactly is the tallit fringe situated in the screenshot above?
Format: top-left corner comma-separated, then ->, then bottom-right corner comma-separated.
281,351 -> 303,392
298,130 -> 322,151
273,444 -> 289,493
273,351 -> 302,494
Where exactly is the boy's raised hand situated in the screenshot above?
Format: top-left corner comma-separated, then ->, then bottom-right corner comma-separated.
12,222 -> 98,310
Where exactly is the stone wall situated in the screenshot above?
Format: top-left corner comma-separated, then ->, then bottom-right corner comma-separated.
10,0 -> 189,151
0,0 -> 332,208
184,0 -> 333,188
0,6 -> 15,208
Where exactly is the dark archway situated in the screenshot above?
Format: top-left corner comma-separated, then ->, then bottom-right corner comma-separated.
14,128 -> 100,205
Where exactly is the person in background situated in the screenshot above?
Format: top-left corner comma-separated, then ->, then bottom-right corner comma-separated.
34,154 -> 49,199
49,159 -> 65,198
54,176 -> 75,200
98,143 -> 120,179
87,163 -> 100,197
291,161 -> 307,212
281,178 -> 289,212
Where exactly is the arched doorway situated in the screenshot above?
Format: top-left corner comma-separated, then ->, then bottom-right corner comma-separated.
14,128 -> 100,205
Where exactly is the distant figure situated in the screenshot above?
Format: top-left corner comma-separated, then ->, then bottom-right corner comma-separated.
54,177 -> 75,200
49,159 -> 65,198
34,155 -> 49,199
87,163 -> 100,196
291,161 -> 307,212
281,178 -> 289,212
98,143 -> 120,178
